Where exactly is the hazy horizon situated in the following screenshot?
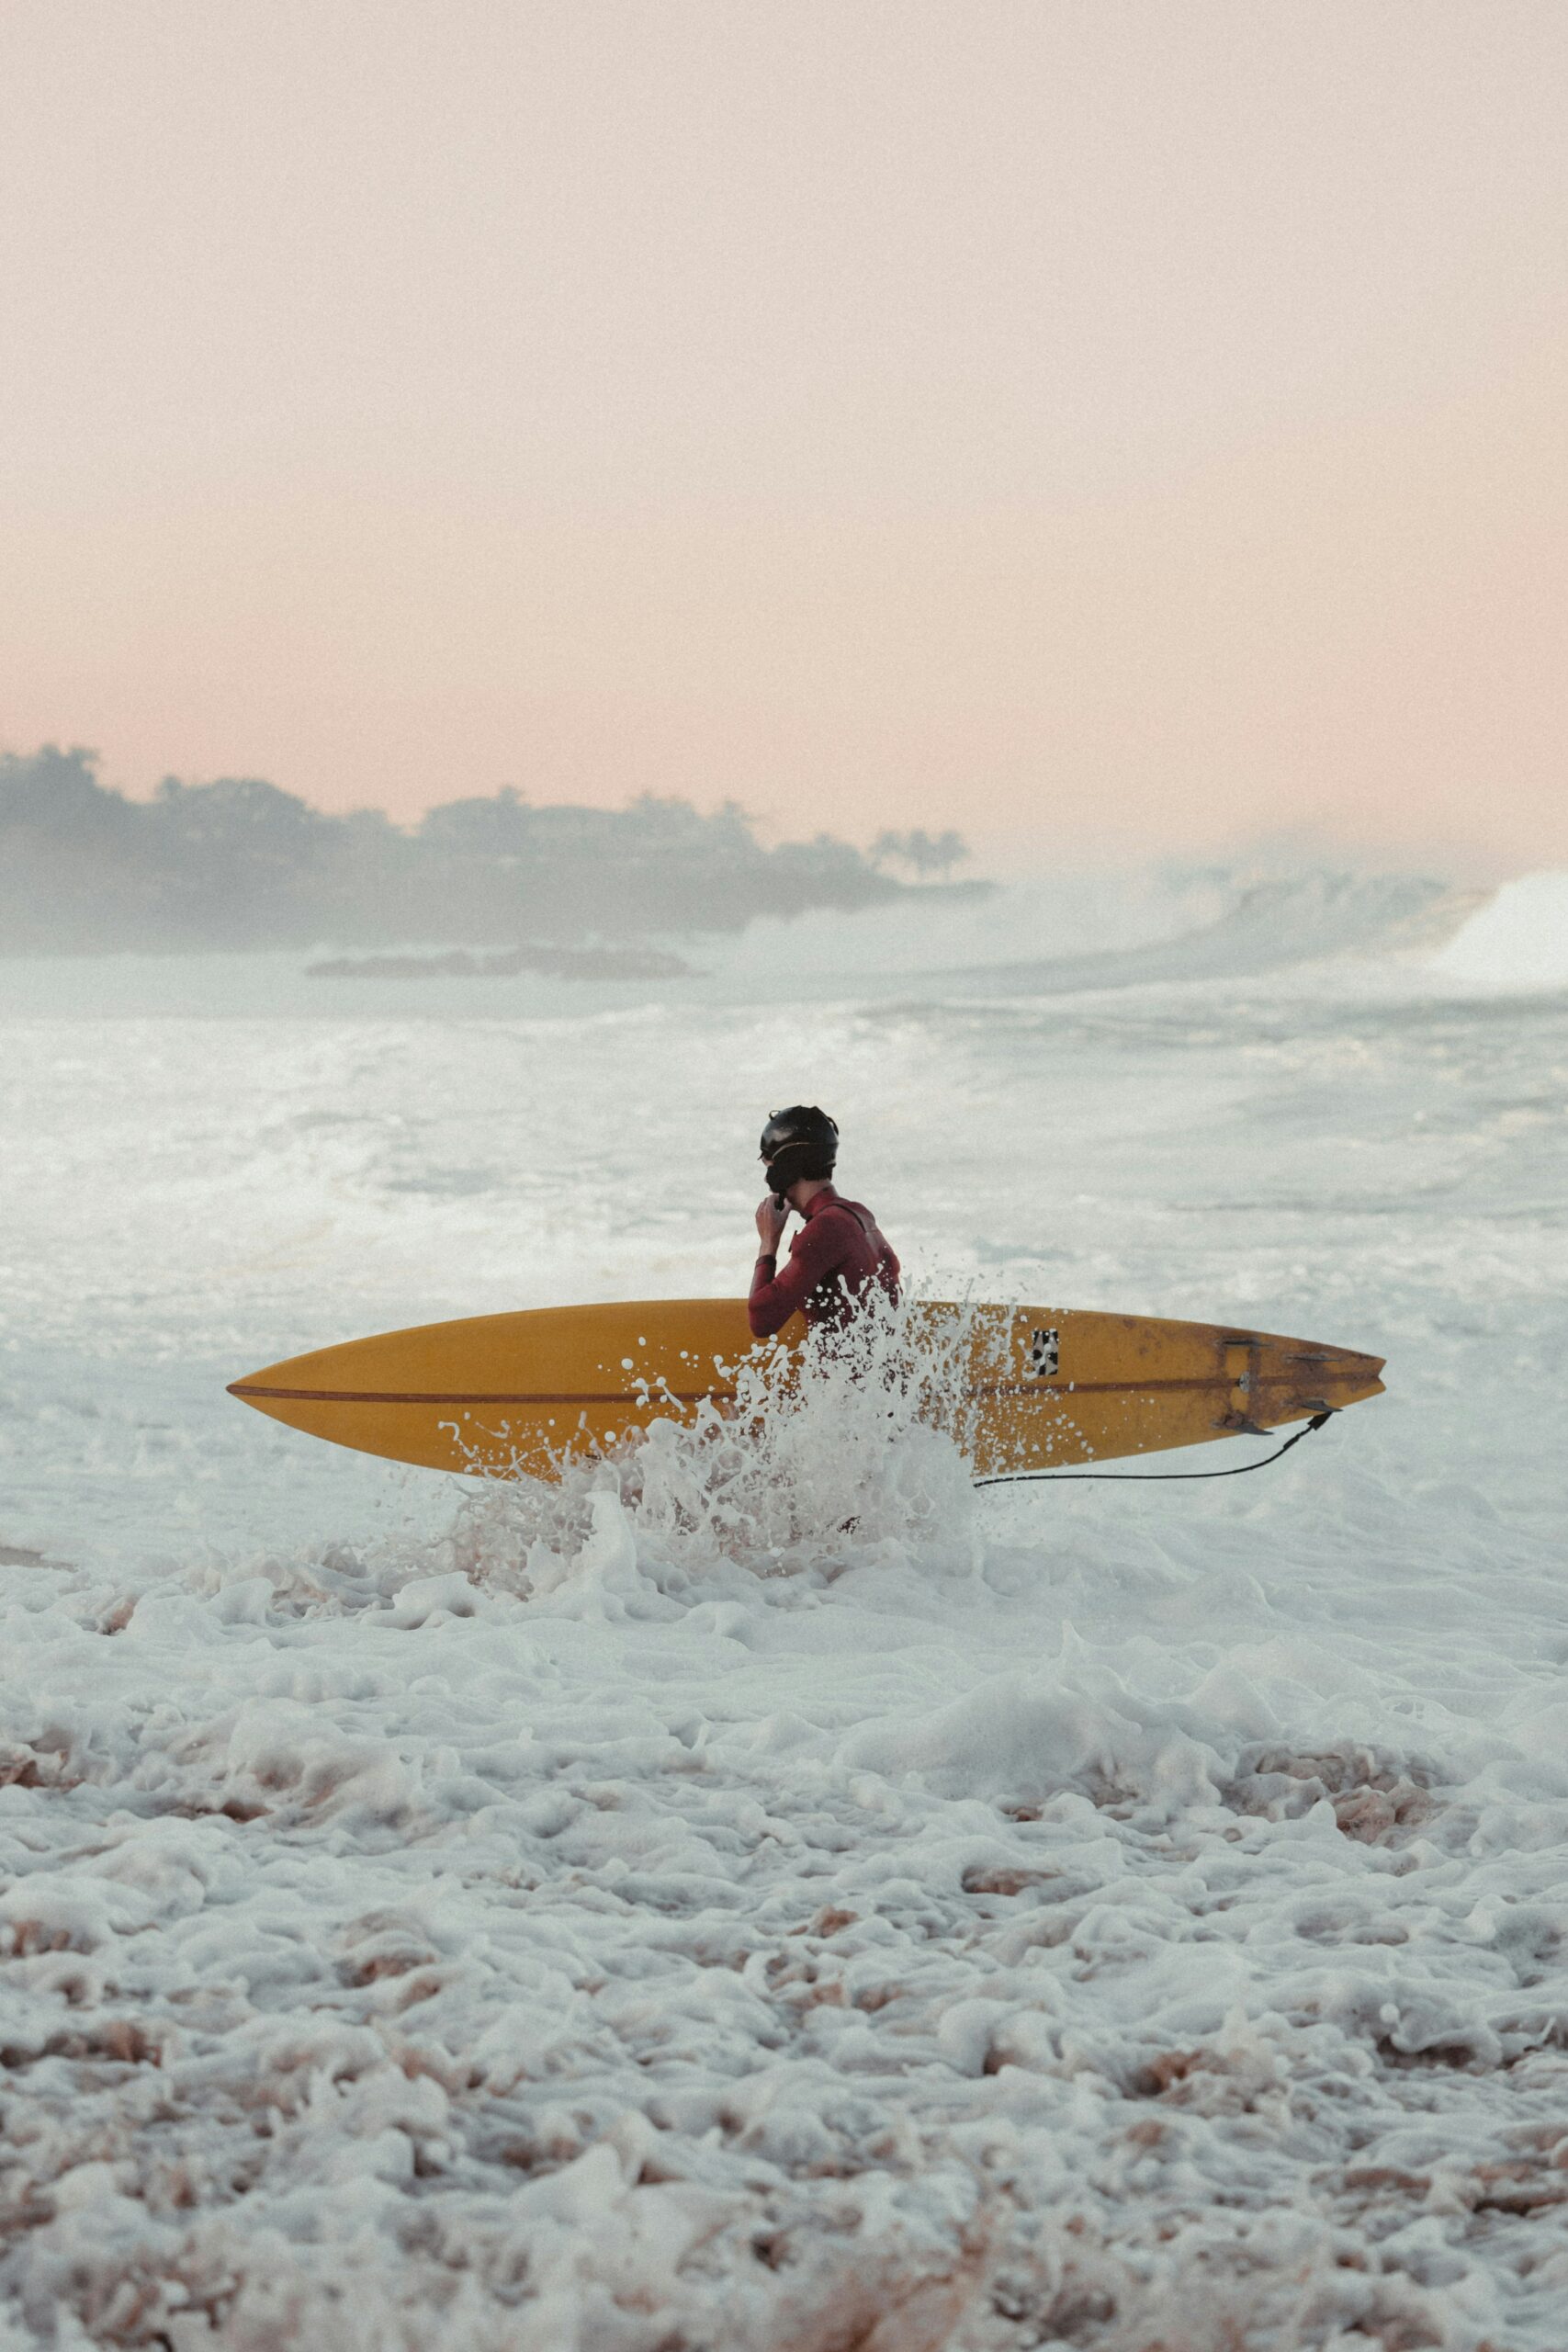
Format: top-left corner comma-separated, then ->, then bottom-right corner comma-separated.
3,3 -> 1564,871
8,738 -> 1550,891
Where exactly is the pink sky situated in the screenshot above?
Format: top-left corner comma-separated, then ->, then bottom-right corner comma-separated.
2,1 -> 1563,871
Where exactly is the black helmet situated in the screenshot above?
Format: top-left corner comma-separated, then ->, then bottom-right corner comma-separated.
760,1103 -> 839,1194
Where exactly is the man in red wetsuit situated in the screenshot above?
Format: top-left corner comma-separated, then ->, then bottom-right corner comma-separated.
748,1104 -> 900,1338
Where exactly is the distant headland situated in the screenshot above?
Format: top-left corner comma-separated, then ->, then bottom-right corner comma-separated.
0,747 -> 982,960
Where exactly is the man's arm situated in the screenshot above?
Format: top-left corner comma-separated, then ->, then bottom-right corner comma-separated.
748,1210 -> 851,1337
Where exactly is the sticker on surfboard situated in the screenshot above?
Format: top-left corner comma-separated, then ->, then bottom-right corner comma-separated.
1026,1327 -> 1060,1377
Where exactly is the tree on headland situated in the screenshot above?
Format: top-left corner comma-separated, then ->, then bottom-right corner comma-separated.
417,786 -> 533,854
870,827 -> 968,882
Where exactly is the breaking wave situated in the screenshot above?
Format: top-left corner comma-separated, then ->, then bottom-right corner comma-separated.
914,868 -> 1483,1000
1429,868 -> 1568,993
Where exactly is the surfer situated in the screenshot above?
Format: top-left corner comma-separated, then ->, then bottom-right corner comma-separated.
748,1105 -> 900,1338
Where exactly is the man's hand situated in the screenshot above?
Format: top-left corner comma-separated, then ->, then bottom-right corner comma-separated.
755,1194 -> 789,1253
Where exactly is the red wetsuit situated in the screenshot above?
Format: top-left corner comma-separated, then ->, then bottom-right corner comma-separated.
748,1183 -> 900,1339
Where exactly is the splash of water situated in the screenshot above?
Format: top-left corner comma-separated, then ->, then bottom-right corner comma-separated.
445,1289 -> 988,1594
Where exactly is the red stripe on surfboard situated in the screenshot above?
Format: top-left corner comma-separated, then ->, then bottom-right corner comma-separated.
226,1374 -> 1357,1408
229,1383 -> 736,1407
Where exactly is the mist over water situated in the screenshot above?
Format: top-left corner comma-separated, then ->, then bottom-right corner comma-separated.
2,865 -> 1565,2346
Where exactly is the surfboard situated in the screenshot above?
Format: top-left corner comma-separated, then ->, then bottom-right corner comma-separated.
227,1301 -> 1383,1482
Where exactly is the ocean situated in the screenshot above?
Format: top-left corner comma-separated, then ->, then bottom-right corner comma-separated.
2,868 -> 1565,2347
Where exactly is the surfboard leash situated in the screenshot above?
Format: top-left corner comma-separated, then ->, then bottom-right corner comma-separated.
973,1408 -> 1337,1488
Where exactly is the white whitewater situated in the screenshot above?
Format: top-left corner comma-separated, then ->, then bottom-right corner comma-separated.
1431,868 -> 1568,992
1,872 -> 1565,2347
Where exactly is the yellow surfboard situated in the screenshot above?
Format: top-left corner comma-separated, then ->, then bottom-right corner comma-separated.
228,1301 -> 1383,1482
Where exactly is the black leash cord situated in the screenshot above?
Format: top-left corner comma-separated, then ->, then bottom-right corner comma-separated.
974,1408 -> 1337,1489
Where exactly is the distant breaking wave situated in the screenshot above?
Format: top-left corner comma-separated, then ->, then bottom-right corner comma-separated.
907,870 -> 1487,999
1429,870 -> 1568,992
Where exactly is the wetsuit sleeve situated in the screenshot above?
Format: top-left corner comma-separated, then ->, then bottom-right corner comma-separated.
748,1214 -> 854,1338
